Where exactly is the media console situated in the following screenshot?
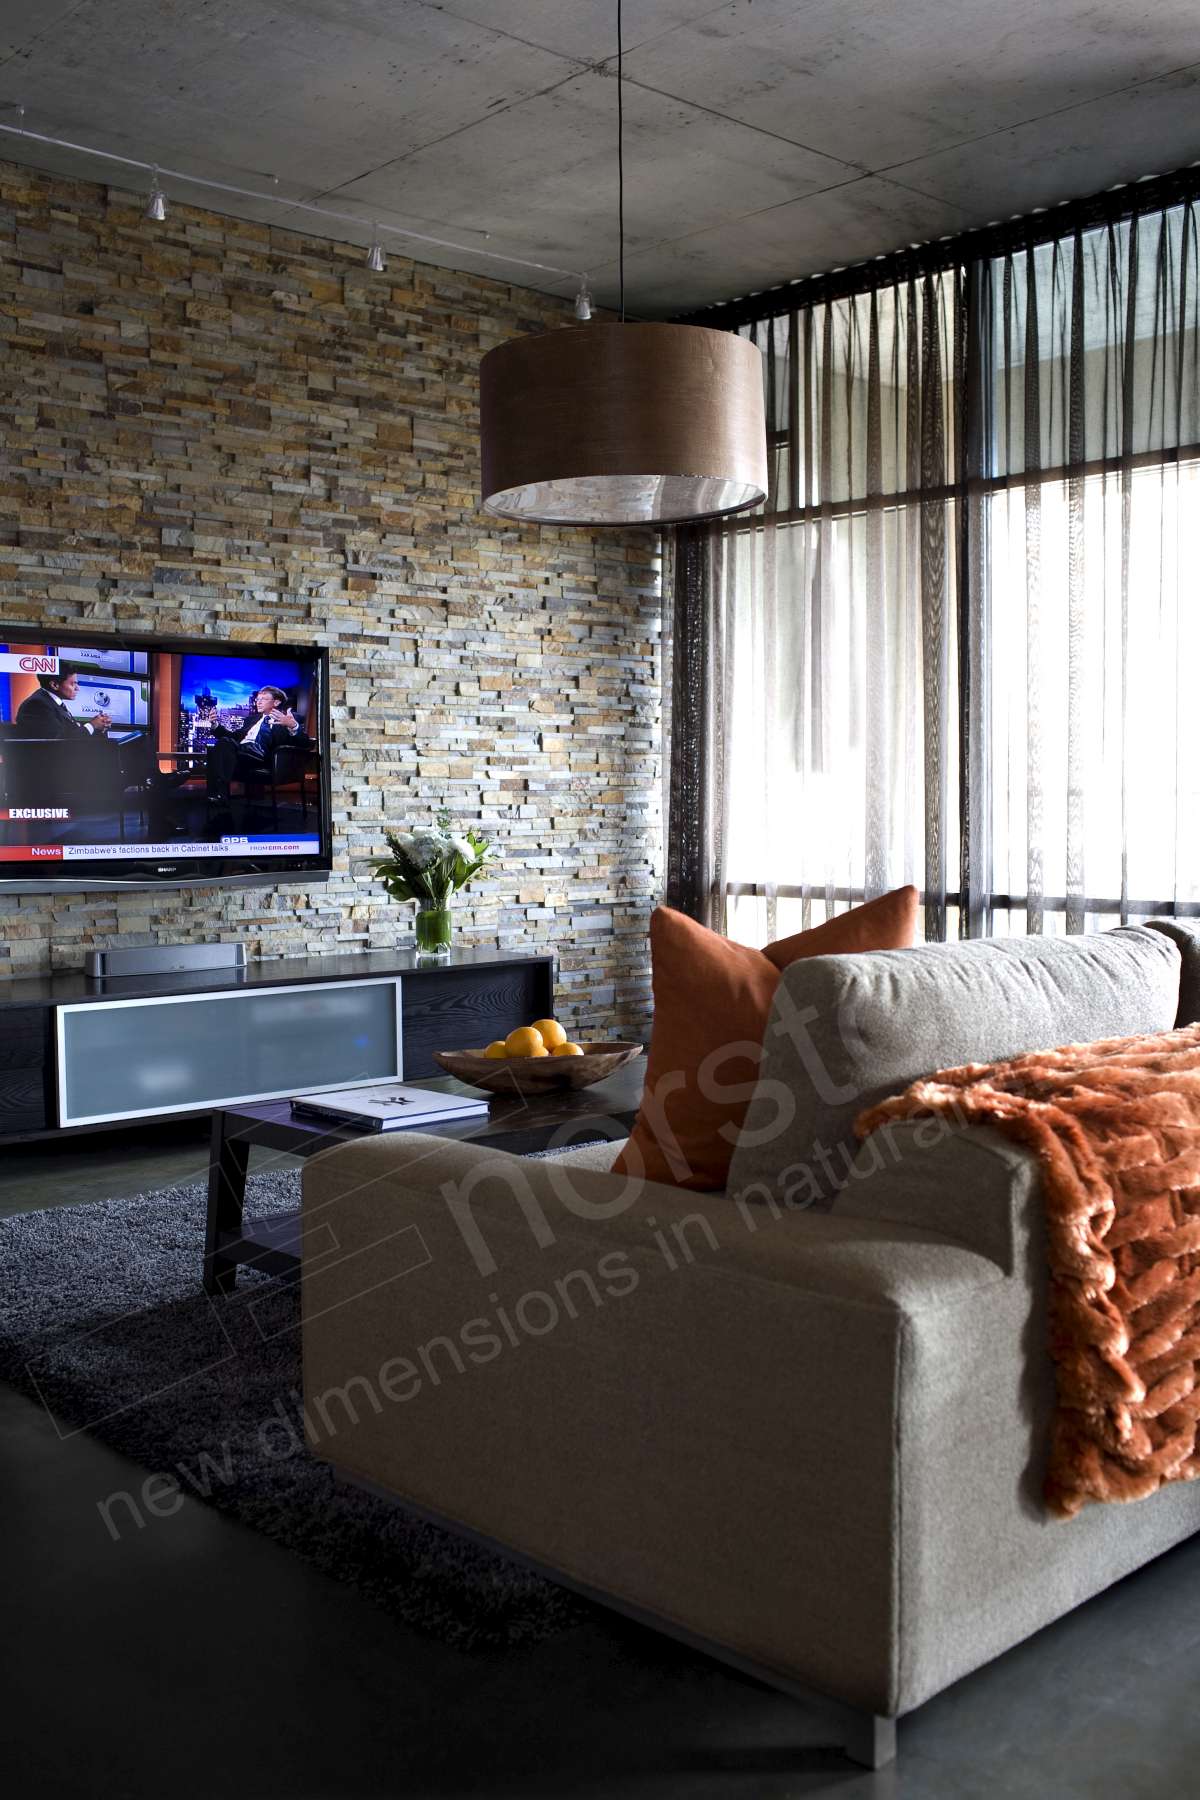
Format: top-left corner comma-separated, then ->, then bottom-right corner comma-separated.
0,947 -> 554,1141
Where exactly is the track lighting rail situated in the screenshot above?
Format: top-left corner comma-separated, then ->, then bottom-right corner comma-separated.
0,116 -> 583,288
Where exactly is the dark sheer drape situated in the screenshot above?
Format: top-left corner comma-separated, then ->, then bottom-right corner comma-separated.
663,525 -> 729,929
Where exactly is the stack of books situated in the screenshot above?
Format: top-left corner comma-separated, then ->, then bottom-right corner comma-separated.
290,1083 -> 490,1132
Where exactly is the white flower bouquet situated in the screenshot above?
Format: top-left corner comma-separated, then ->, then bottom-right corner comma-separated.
369,811 -> 493,953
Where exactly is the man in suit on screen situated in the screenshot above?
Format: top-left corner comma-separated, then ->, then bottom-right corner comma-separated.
7,669 -> 118,833
15,671 -> 113,740
205,684 -> 313,804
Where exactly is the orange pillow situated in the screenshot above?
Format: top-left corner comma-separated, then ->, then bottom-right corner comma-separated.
614,889 -> 919,1192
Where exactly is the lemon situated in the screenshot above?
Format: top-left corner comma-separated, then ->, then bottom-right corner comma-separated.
505,1025 -> 545,1057
532,1017 -> 567,1048
551,1041 -> 584,1057
483,1041 -> 508,1060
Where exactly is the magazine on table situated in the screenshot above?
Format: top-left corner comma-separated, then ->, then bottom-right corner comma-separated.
290,1082 -> 489,1132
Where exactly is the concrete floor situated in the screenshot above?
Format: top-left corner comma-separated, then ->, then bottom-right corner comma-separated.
3,1131 -> 1200,1797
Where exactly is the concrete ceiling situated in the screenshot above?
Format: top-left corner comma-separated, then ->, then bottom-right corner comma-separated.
0,0 -> 1197,315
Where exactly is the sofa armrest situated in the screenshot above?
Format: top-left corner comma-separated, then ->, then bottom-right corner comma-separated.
299,1131 -> 1010,1719
831,1119 -> 1042,1275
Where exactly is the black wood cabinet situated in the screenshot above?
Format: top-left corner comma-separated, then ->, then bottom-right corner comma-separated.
0,947 -> 554,1142
398,959 -> 552,1078
0,1005 -> 53,1135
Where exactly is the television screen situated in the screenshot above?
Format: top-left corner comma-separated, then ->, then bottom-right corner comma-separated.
0,631 -> 330,889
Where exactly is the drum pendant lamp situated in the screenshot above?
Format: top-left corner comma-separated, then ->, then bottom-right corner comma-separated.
479,2 -> 767,527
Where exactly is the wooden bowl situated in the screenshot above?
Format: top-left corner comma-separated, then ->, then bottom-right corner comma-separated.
433,1042 -> 643,1095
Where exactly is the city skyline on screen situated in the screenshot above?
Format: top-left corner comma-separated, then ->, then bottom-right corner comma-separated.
178,654 -> 307,715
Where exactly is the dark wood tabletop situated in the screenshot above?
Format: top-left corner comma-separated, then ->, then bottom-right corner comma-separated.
203,1058 -> 645,1294
221,1056 -> 645,1157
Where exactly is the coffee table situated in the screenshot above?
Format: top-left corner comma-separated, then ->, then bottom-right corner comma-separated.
202,1058 -> 645,1295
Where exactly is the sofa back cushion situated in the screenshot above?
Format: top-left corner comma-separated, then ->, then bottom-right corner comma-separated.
1146,919 -> 1200,1024
727,926 -> 1182,1212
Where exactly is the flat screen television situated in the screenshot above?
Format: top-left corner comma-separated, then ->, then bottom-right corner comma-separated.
0,627 -> 331,891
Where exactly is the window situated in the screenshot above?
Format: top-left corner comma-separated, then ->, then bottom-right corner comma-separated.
669,184 -> 1200,946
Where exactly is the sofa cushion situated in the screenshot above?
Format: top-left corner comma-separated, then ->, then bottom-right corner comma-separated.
611,891 -> 918,1192
1146,919 -> 1200,1025
727,925 -> 1182,1213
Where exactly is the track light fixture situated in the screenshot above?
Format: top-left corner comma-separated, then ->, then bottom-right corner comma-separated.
366,226 -> 386,273
144,166 -> 167,222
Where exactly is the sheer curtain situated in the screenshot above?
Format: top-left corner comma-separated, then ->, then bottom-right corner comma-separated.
979,209 -> 1200,936
723,275 -> 961,944
665,181 -> 1200,947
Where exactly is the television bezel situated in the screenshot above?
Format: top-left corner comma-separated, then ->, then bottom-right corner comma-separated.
0,624 -> 333,893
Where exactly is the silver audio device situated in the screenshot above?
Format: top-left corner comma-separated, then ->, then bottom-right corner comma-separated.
84,943 -> 248,979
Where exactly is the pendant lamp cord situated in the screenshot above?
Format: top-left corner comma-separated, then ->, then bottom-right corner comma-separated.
617,0 -> 625,322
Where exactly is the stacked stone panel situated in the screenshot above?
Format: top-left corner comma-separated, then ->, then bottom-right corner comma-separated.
0,160 -> 661,1036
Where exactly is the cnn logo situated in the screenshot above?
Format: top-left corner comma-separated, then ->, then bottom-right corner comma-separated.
19,655 -> 58,674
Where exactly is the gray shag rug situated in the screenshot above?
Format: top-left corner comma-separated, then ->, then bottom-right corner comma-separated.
0,1170 -> 586,1651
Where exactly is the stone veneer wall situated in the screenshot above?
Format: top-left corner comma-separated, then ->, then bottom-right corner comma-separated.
0,159 -> 661,1035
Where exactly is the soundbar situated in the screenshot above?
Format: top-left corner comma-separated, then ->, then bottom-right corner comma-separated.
84,943 -> 248,979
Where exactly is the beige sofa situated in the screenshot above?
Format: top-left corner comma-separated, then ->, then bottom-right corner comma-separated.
300,922 -> 1200,1769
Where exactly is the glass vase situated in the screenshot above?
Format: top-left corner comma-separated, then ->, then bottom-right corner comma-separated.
414,899 -> 453,958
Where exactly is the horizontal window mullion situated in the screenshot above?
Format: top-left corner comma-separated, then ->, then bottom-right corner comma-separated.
728,882 -> 1194,920
986,895 -> 1200,918
725,881 -> 964,909
715,441 -> 1200,535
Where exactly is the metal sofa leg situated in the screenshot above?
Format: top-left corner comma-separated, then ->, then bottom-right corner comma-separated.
841,1709 -> 897,1769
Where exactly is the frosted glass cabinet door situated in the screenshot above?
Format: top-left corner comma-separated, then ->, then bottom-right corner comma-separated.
57,978 -> 402,1125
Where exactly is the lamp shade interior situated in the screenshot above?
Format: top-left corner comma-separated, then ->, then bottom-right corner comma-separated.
484,473 -> 764,526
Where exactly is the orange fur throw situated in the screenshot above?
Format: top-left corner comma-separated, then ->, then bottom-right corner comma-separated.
856,1024 -> 1200,1519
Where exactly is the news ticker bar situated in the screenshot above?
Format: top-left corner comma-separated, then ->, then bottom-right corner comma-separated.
0,838 -> 321,862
